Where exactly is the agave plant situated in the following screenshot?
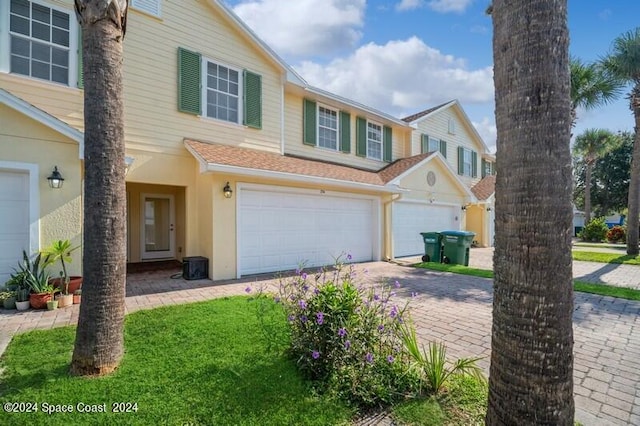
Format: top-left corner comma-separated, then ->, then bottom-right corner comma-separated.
17,250 -> 53,294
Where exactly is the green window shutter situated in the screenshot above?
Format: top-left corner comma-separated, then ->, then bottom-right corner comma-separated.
440,140 -> 447,158
481,159 -> 487,178
356,116 -> 367,157
472,151 -> 478,178
492,162 -> 496,175
421,134 -> 428,154
303,99 -> 317,146
457,146 -> 464,175
383,125 -> 392,162
178,47 -> 202,115
339,111 -> 351,153
77,28 -> 83,89
243,70 -> 262,129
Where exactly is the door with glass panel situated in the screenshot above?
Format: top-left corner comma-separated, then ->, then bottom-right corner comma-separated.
141,194 -> 175,259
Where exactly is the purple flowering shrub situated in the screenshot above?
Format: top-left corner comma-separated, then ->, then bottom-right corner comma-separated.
275,259 -> 420,407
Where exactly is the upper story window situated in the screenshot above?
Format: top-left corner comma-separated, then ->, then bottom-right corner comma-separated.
366,121 -> 383,161
448,118 -> 456,135
457,146 -> 478,178
8,0 -> 73,85
177,47 -> 262,129
318,105 -> 338,150
420,134 -> 447,157
130,0 -> 162,18
205,60 -> 241,124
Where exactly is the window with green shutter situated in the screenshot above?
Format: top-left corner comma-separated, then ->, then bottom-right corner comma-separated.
421,134 -> 429,154
439,140 -> 447,158
340,111 -> 351,153
457,146 -> 477,177
471,151 -> 478,178
383,125 -> 392,162
178,47 -> 201,115
243,70 -> 262,129
482,159 -> 488,178
457,146 -> 464,175
303,99 -> 317,146
77,28 -> 83,89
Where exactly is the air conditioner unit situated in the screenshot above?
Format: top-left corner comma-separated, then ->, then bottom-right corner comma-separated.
182,256 -> 209,280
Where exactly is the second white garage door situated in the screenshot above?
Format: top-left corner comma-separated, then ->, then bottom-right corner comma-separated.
392,202 -> 457,258
238,186 -> 377,276
0,169 -> 31,284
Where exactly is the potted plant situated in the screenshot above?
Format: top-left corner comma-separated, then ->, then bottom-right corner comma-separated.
46,285 -> 58,310
15,288 -> 31,311
16,251 -> 53,309
1,290 -> 17,310
73,288 -> 82,305
42,240 -> 82,296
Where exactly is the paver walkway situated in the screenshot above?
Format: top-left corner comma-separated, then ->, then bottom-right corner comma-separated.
1,253 -> 639,425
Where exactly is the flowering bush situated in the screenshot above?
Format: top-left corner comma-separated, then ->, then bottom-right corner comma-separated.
606,225 -> 626,243
275,259 -> 419,407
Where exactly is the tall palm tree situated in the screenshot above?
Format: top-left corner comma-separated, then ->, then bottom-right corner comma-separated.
487,0 -> 574,424
573,129 -> 620,223
570,57 -> 621,128
71,0 -> 128,376
602,28 -> 640,255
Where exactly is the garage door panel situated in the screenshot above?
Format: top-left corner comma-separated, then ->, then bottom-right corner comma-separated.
239,188 -> 374,276
393,203 -> 457,257
0,171 -> 30,283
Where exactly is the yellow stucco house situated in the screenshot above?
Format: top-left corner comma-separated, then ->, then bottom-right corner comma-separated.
0,0 -> 495,282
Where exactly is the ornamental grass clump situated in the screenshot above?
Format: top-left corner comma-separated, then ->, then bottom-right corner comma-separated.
274,258 -> 420,407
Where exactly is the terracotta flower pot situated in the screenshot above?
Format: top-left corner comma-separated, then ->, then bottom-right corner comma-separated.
29,292 -> 51,310
73,295 -> 81,304
50,276 -> 83,294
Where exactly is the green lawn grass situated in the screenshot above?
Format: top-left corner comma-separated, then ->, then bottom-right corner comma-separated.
414,263 -> 640,301
0,296 -> 487,426
572,251 -> 640,265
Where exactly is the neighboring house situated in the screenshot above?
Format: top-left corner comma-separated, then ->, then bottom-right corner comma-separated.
0,0 -> 494,283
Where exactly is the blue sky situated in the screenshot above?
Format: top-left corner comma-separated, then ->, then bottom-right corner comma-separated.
226,0 -> 640,152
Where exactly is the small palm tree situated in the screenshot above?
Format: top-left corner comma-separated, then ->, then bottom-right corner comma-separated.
573,129 -> 620,223
570,57 -> 622,128
601,28 -> 640,255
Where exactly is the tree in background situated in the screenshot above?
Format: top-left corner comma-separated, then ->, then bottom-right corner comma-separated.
488,0 -> 574,424
602,28 -> 640,255
573,129 -> 620,223
71,0 -> 128,376
570,57 -> 622,128
574,131 -> 633,216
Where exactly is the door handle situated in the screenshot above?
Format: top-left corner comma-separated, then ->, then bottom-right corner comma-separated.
170,224 -> 174,231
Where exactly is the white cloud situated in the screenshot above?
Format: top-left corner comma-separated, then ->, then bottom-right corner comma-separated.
295,36 -> 494,117
472,117 -> 497,153
232,0 -> 365,57
396,0 -> 423,11
428,0 -> 474,13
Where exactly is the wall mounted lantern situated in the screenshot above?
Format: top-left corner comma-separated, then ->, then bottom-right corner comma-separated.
223,182 -> 233,199
47,166 -> 64,189
486,206 -> 493,212
461,205 -> 467,211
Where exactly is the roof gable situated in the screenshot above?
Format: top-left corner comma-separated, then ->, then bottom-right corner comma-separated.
471,175 -> 496,200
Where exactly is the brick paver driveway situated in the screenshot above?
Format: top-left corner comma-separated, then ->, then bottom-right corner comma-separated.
1,260 -> 639,425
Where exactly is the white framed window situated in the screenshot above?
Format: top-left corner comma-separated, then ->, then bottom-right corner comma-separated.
130,0 -> 162,18
367,121 -> 382,160
448,118 -> 456,134
203,59 -> 242,124
463,148 -> 472,176
5,0 -> 78,86
428,136 -> 440,152
318,105 -> 338,150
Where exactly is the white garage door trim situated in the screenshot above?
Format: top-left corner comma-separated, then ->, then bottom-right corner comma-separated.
0,161 -> 40,283
392,200 -> 459,258
236,183 -> 381,278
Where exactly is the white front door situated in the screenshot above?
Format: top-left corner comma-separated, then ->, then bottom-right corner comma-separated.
0,170 -> 30,283
141,193 -> 175,259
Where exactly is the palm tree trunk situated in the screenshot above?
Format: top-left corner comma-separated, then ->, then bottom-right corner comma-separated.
584,162 -> 592,224
626,86 -> 640,255
488,1 -> 574,424
71,0 -> 128,376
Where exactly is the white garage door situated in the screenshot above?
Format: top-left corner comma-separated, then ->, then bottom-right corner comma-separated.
238,187 -> 376,276
392,202 -> 457,258
0,170 -> 31,284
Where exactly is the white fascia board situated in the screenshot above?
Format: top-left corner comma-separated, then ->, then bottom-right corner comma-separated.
406,100 -> 457,124
184,142 -> 210,173
204,163 -> 399,194
0,89 -> 84,159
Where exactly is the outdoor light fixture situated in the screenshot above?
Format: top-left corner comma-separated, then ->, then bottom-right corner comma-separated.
486,206 -> 492,212
223,182 -> 233,198
47,166 -> 64,189
461,205 -> 467,211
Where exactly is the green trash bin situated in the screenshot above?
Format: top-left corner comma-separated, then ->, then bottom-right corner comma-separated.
419,232 -> 443,263
440,230 -> 475,266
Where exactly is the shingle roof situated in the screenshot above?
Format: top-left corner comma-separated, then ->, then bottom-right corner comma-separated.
401,101 -> 453,123
184,139 -> 433,187
471,175 -> 496,200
